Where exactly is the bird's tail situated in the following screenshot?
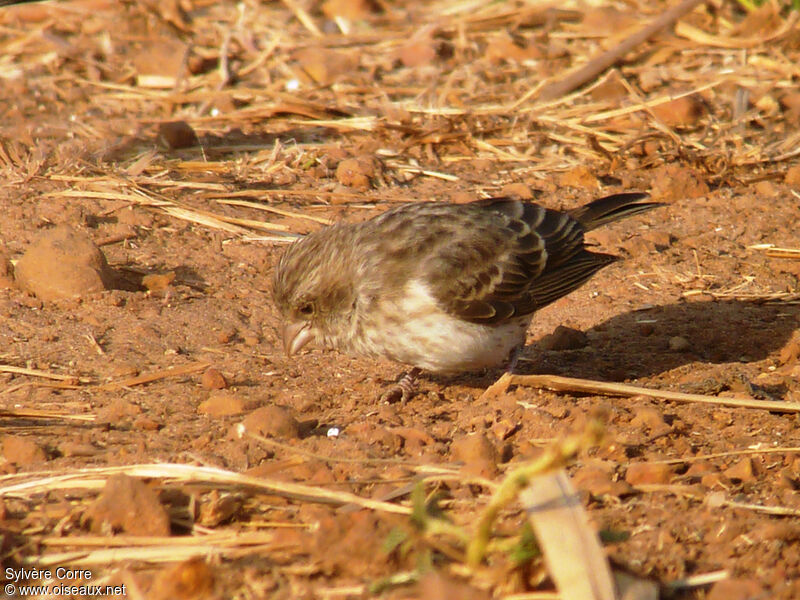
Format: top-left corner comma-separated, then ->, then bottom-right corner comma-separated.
568,193 -> 663,231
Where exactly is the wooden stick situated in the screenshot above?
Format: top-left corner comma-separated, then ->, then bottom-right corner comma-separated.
537,0 -> 707,101
97,362 -> 209,390
0,364 -> 88,383
486,373 -> 800,413
0,408 -> 95,422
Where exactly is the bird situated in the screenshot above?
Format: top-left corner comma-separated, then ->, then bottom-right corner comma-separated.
272,192 -> 662,400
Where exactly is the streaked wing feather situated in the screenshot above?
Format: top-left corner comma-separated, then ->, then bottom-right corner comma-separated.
431,198 -> 591,325
520,251 -> 618,311
414,194 -> 657,326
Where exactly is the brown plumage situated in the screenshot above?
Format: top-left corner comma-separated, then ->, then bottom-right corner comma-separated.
272,193 -> 661,376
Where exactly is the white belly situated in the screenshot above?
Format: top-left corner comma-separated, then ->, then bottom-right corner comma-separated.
362,280 -> 531,373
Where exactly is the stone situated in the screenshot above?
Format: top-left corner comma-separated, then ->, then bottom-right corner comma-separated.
15,225 -> 114,301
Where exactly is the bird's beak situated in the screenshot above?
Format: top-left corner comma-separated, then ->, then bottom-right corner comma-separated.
282,321 -> 314,356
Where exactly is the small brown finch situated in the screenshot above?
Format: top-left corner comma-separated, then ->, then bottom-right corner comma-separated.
273,193 -> 661,399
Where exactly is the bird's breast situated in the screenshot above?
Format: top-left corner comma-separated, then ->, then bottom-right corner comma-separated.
354,280 -> 531,373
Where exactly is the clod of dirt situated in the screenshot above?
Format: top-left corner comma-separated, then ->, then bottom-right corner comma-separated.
484,33 -> 543,64
499,181 -> 534,199
86,474 -> 170,536
418,571 -> 491,600
450,433 -> 499,478
650,164 -> 709,202
314,512 -> 393,577
707,578 -> 766,600
241,330 -> 260,346
148,557 -> 215,600
321,0 -> 375,21
630,406 -> 671,438
2,435 -> 47,465
539,325 -> 588,351
723,458 -> 757,483
133,415 -> 162,431
106,361 -> 140,379
651,94 -> 705,128
158,121 -> 199,149
785,164 -> 800,186
779,331 -> 800,365
242,405 -> 301,439
201,367 -> 228,390
754,180 -> 779,198
198,490 -> 242,527
398,30 -> 437,67
558,165 -> 599,190
625,462 -> 675,485
336,156 -> 376,190
779,91 -> 800,122
701,473 -> 731,490
750,522 -> 800,543
216,327 -> 237,344
14,225 -> 115,301
668,336 -> 690,352
589,70 -> 628,102
142,271 -> 176,293
198,392 -> 245,417
96,397 -> 142,426
0,246 -> 14,289
572,464 -> 633,498
147,558 -> 214,600
293,47 -> 358,86
685,461 -> 717,479
637,230 -> 672,252
59,441 -> 100,458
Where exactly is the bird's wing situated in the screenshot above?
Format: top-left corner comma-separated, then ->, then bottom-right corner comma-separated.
418,198 -> 606,325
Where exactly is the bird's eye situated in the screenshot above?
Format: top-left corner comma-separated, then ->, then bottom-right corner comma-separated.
298,302 -> 314,316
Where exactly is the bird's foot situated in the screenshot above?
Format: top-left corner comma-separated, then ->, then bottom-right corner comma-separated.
479,345 -> 523,401
506,344 -> 522,374
380,368 -> 421,403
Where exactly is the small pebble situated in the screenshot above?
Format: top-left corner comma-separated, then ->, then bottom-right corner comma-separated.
450,433 -> 499,478
723,458 -> 757,483
198,392 -> 245,417
707,578 -> 766,600
2,435 -> 47,465
242,405 -> 301,439
668,336 -> 690,352
14,225 -> 114,301
86,474 -> 170,536
336,156 -> 376,190
201,367 -> 228,390
625,462 -> 674,485
539,325 -> 588,351
158,120 -> 198,149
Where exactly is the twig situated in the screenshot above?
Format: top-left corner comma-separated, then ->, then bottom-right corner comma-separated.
0,364 -> 89,383
0,463 -> 412,515
0,408 -> 95,422
537,0 -> 707,101
96,362 -> 210,391
483,373 -> 800,413
279,0 -> 322,37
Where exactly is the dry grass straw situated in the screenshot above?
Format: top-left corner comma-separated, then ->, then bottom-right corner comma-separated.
0,461 -> 412,569
483,372 -> 800,413
3,0 -> 793,242
0,463 -> 411,513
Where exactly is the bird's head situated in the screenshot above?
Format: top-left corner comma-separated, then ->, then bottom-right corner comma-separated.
272,225 -> 360,356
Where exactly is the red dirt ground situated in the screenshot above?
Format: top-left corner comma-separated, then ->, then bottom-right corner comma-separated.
0,1 -> 799,598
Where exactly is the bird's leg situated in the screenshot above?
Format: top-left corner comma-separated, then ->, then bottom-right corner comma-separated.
506,344 -> 523,374
479,345 -> 523,401
380,367 -> 421,403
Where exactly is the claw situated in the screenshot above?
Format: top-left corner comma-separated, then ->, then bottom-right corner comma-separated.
380,368 -> 421,403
